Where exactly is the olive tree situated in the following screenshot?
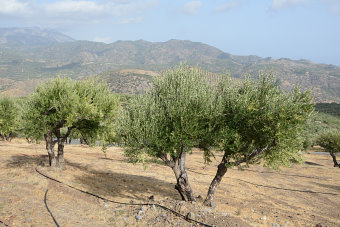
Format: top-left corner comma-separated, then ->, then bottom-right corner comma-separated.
21,77 -> 120,168
0,97 -> 18,141
116,65 -> 215,202
317,131 -> 340,167
203,75 -> 314,206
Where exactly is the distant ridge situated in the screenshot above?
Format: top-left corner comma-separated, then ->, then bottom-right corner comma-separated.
0,27 -> 339,103
0,27 -> 74,46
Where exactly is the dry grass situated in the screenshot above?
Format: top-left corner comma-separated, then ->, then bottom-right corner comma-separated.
0,139 -> 339,226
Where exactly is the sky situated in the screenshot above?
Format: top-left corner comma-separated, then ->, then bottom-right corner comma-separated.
0,0 -> 340,66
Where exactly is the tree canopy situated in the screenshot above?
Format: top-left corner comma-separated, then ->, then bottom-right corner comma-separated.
20,77 -> 120,168
317,131 -> 340,167
0,96 -> 18,141
107,64 -> 317,207
203,74 -> 314,206
117,66 -> 314,203
116,64 -> 215,201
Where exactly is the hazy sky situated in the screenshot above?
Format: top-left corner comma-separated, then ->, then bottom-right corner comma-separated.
1,0 -> 340,66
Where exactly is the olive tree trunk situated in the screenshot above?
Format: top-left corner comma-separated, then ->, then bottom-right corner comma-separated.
4,134 -> 12,141
0,134 -> 12,141
171,152 -> 196,202
44,131 -> 57,167
204,147 -> 269,207
330,152 -> 339,167
55,127 -> 73,169
204,157 -> 228,206
57,138 -> 65,169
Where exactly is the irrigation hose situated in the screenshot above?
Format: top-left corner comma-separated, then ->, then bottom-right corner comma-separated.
35,167 -> 213,227
0,219 -> 9,227
44,189 -> 60,227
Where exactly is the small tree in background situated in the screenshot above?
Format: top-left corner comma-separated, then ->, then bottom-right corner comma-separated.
302,137 -> 313,151
116,65 -> 215,202
20,77 -> 120,168
317,131 -> 340,167
203,75 -> 314,206
0,97 -> 18,141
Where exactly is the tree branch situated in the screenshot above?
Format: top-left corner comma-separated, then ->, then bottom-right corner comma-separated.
55,120 -> 67,129
234,140 -> 276,166
63,127 -> 74,140
41,106 -> 56,115
158,153 -> 175,167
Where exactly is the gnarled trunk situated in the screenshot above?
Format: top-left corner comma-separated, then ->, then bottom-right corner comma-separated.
44,131 -> 56,167
204,146 -> 270,207
55,127 -> 72,169
158,152 -> 196,202
204,157 -> 228,206
0,133 -> 12,141
171,152 -> 196,202
57,138 -> 65,169
26,137 -> 33,143
4,134 -> 12,141
80,137 -> 84,144
330,152 -> 339,167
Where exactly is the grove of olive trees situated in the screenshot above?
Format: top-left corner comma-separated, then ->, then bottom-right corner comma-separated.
1,64 -> 316,209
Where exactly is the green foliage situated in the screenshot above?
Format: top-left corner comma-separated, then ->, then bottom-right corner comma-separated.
317,131 -> 340,154
0,96 -> 18,140
118,93 -> 135,103
73,78 -> 120,145
214,74 -> 314,169
302,112 -> 340,147
302,137 -> 313,151
20,77 -> 75,140
117,68 -> 314,171
20,77 -> 120,144
117,65 -> 315,203
116,64 -> 215,164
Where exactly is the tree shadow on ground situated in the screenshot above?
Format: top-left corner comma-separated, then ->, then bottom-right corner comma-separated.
188,167 -> 329,181
6,154 -> 48,168
305,161 -> 323,166
243,167 -> 328,180
6,154 -> 181,202
65,159 -> 181,202
98,157 -> 115,161
314,182 -> 340,192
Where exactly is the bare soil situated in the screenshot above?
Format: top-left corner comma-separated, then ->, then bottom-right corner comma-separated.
0,139 -> 339,227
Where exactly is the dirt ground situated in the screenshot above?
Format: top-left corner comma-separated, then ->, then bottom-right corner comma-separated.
0,139 -> 339,227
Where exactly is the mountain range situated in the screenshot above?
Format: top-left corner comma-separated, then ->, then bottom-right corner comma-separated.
0,27 -> 339,103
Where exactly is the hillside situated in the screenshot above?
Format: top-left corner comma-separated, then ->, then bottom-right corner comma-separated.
98,69 -> 159,94
0,28 -> 339,102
